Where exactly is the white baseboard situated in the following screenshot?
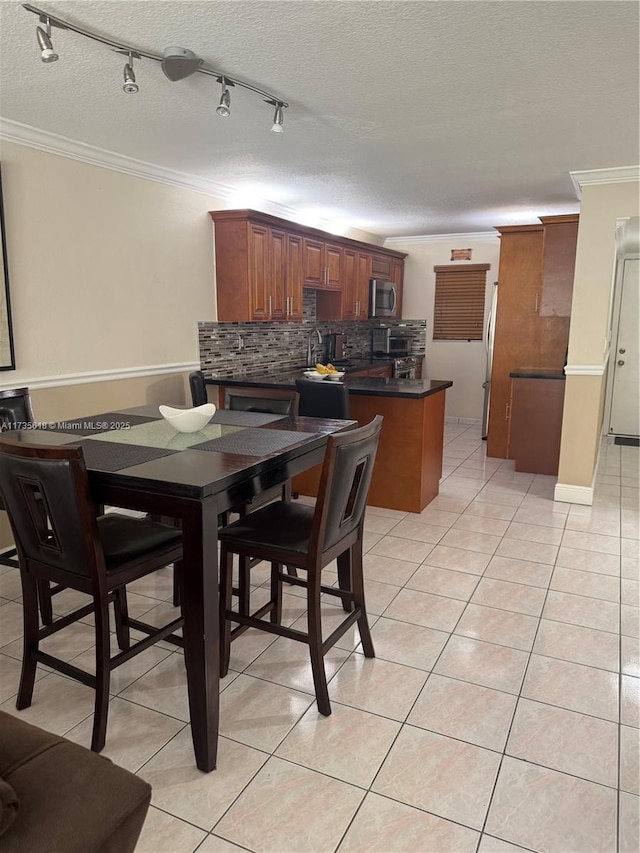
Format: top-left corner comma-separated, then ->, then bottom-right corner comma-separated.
554,482 -> 594,505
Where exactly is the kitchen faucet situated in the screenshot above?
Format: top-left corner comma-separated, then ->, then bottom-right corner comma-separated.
306,328 -> 322,367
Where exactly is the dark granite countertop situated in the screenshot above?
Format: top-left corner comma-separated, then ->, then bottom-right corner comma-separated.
510,367 -> 566,380
205,364 -> 452,400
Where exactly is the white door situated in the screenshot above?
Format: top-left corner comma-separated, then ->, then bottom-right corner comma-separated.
610,257 -> 639,436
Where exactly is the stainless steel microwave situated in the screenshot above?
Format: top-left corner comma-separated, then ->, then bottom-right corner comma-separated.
369,279 -> 398,318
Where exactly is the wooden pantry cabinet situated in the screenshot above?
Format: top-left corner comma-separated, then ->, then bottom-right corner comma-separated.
210,209 -> 405,322
486,214 -> 578,459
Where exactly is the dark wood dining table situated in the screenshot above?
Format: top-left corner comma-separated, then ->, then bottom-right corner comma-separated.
14,403 -> 354,772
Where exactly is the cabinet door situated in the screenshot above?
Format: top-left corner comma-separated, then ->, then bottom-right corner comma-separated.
286,233 -> 304,320
371,254 -> 392,278
389,259 -> 404,318
248,223 -> 270,321
303,238 -> 325,287
368,365 -> 393,378
342,249 -> 358,319
325,243 -> 343,290
539,216 -> 579,317
269,228 -> 288,320
356,252 -> 372,318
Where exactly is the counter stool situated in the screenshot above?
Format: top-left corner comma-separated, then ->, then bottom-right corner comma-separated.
218,415 -> 383,715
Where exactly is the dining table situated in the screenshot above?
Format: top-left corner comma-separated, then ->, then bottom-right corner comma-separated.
13,403 -> 355,772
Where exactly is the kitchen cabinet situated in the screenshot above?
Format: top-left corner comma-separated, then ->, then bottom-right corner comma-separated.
508,372 -> 566,474
342,249 -> 371,320
486,215 -> 577,459
303,238 -> 342,290
210,210 -> 406,323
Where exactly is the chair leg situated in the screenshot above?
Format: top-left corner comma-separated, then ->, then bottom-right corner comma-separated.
17,572 -> 39,710
237,556 -> 251,617
172,562 -> 182,607
113,586 -> 130,651
37,578 -> 54,626
91,592 -> 111,752
350,544 -> 375,658
307,573 -> 331,716
219,546 -> 234,678
336,550 -> 353,613
270,562 -> 283,625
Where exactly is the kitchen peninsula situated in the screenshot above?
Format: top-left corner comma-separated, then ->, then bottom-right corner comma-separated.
206,371 -> 452,512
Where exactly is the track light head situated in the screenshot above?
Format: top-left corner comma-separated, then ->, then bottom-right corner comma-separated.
36,20 -> 58,63
123,55 -> 138,94
271,103 -> 284,133
216,79 -> 231,117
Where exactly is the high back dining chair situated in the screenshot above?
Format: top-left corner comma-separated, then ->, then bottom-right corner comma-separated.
294,378 -> 350,419
0,438 -> 184,753
218,415 -> 383,715
224,386 -> 300,614
225,387 -> 299,416
0,389 -> 35,572
189,371 -> 208,407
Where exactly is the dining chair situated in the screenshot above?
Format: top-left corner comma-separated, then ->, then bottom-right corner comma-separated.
0,388 -> 64,626
0,438 -> 184,753
224,386 -> 300,615
294,378 -> 350,419
218,415 -> 383,715
225,387 -> 299,416
189,370 -> 208,407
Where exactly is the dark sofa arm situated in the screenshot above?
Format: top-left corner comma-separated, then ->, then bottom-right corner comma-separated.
0,710 -> 151,853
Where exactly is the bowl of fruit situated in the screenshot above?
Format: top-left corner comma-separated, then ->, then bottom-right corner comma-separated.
303,363 -> 345,381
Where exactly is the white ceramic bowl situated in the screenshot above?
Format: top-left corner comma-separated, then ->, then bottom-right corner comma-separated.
159,403 -> 216,433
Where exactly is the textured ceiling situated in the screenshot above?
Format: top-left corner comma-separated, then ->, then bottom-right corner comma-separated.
0,0 -> 638,237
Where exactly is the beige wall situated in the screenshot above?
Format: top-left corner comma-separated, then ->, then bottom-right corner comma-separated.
385,236 -> 501,420
557,179 -> 640,493
0,141 -> 224,387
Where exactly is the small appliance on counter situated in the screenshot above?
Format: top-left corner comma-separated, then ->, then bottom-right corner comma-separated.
372,327 -> 410,357
324,333 -> 347,363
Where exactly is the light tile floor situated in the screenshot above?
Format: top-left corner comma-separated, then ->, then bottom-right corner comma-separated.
0,424 -> 638,852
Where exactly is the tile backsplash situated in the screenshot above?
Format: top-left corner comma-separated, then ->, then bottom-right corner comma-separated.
198,290 -> 427,378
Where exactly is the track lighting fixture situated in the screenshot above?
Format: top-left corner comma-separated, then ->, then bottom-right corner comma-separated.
270,102 -> 285,133
216,78 -> 231,117
36,16 -> 57,63
23,3 -> 289,132
123,53 -> 138,94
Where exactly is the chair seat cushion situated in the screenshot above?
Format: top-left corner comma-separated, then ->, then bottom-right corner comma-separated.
219,501 -> 315,556
98,513 -> 182,571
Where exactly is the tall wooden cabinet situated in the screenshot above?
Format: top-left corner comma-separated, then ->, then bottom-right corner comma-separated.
210,209 -> 406,323
486,214 -> 578,459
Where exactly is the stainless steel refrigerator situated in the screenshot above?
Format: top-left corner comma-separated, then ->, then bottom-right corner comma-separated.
481,282 -> 498,440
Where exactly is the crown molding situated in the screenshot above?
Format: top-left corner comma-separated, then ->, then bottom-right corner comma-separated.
0,360 -> 199,392
570,165 -> 640,197
385,231 -> 498,246
0,117 -> 305,221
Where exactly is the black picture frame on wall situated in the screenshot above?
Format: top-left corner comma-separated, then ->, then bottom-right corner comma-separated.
0,164 -> 15,371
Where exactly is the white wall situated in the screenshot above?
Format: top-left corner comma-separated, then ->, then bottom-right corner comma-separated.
385,235 -> 501,419
0,141 -> 225,388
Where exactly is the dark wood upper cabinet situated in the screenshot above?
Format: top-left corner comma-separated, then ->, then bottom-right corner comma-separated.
210,210 -> 406,322
539,214 -> 579,317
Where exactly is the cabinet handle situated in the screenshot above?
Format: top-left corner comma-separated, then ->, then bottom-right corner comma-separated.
505,402 -> 511,421
286,296 -> 290,316
268,295 -> 272,315
535,293 -> 539,313
324,266 -> 329,285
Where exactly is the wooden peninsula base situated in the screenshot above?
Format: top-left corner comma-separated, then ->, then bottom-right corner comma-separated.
294,386 -> 448,513
210,373 -> 452,515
